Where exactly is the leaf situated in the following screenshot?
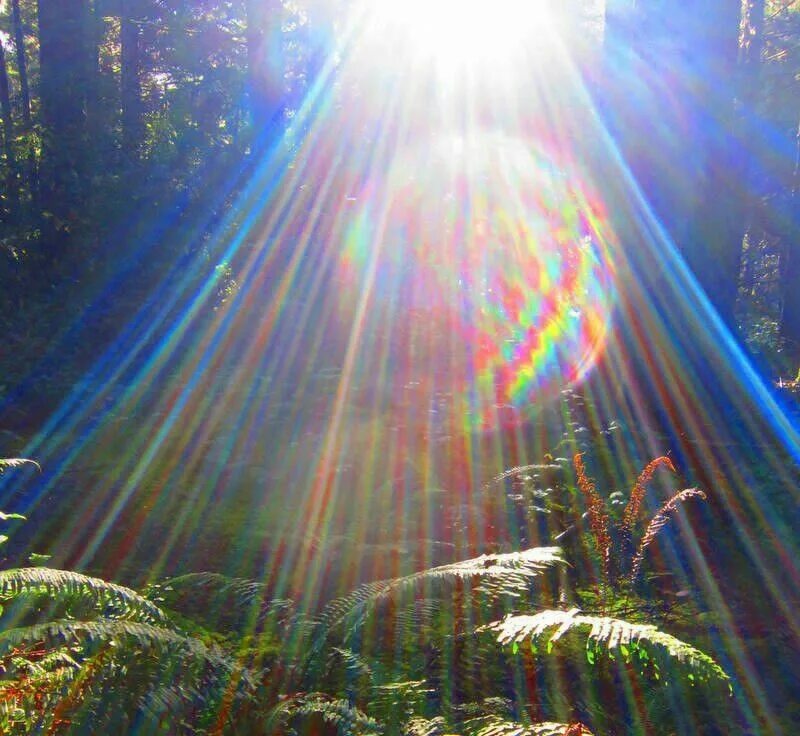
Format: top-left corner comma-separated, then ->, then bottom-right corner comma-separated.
0,569 -> 167,623
486,608 -> 730,687
317,547 -> 565,639
464,716 -> 595,736
0,458 -> 41,473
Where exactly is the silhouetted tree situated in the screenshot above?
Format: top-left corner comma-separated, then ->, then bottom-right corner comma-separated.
38,0 -> 91,243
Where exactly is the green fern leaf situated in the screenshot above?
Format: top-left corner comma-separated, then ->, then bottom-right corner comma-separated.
269,692 -> 381,734
466,717 -> 594,736
465,717 -> 593,736
404,716 -> 447,736
487,608 -> 730,687
0,568 -> 167,623
0,619 -> 251,683
0,458 -> 41,473
319,547 -> 564,636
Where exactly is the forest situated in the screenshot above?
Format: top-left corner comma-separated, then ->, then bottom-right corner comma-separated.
0,0 -> 799,733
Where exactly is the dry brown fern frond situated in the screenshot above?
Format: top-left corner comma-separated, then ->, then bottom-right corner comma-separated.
622,456 -> 675,530
573,454 -> 610,583
630,488 -> 707,581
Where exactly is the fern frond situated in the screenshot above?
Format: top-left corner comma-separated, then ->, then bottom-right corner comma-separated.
393,599 -> 442,633
573,455 -> 610,583
269,693 -> 381,734
465,716 -> 594,736
404,716 -> 447,736
484,463 -> 563,490
317,547 -> 564,638
154,571 -> 294,628
487,608 -> 730,687
329,647 -> 375,681
0,458 -> 41,473
0,620 -> 252,683
158,572 -> 268,608
0,568 -> 167,623
630,489 -> 707,581
372,679 -> 433,716
623,456 -> 675,530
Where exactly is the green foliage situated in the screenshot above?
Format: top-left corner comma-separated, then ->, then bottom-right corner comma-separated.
0,458 -> 40,473
464,718 -> 594,736
317,546 -> 565,639
487,608 -> 730,689
267,692 -> 382,735
0,568 -> 167,623
0,454 -> 736,735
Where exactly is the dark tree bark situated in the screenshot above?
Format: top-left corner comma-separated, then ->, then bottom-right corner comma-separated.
120,0 -> 144,160
780,224 -> 800,355
246,0 -> 284,141
10,0 -> 31,128
604,0 -> 744,329
0,41 -> 20,217
38,0 -> 90,232
10,0 -> 37,208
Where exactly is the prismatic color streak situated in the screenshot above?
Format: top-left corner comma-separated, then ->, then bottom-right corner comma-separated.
337,133 -> 616,432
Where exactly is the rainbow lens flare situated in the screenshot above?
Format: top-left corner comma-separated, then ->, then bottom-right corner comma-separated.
337,133 -> 617,431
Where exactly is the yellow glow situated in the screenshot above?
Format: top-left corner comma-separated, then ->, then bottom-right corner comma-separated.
364,0 -> 556,71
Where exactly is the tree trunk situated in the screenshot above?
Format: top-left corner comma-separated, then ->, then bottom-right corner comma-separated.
780,226 -> 800,356
38,0 -> 90,234
683,0 -> 748,328
0,41 -> 20,218
604,0 -> 744,329
11,0 -> 38,209
246,0 -> 284,142
120,0 -> 144,161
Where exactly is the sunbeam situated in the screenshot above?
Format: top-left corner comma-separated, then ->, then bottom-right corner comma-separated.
0,0 -> 798,733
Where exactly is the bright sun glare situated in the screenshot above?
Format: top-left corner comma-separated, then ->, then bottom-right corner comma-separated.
366,0 -> 556,70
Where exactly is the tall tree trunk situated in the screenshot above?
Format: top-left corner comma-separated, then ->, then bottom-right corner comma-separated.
11,0 -> 38,209
779,121 -> 800,355
739,0 -> 766,294
686,0 -> 748,328
38,0 -> 90,237
0,41 -> 20,218
604,0 -> 743,329
246,0 -> 284,142
85,0 -> 107,172
780,228 -> 800,356
120,0 -> 143,161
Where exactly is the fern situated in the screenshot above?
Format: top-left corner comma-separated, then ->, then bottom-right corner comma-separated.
152,571 -> 295,631
487,608 -> 730,688
0,459 -> 40,473
0,568 -> 167,623
317,547 -> 565,638
268,692 -> 381,734
630,489 -> 708,581
622,456 -> 676,530
573,455 -> 611,583
0,619 -> 253,683
465,717 -> 594,736
328,647 -> 375,681
403,716 -> 448,736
